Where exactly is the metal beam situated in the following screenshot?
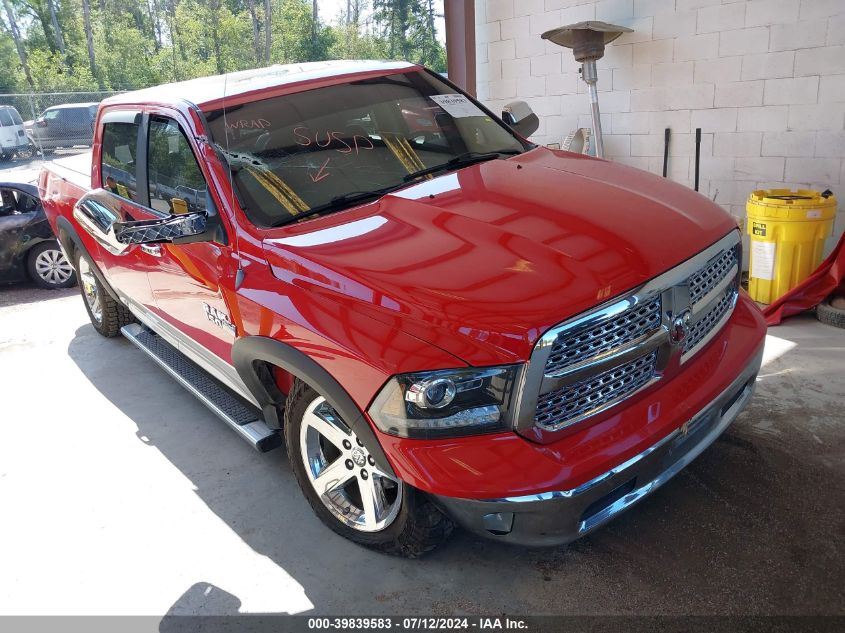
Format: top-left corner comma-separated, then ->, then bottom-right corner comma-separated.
444,0 -> 476,97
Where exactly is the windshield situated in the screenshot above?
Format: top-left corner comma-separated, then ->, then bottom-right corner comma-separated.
0,109 -> 14,127
205,70 -> 528,227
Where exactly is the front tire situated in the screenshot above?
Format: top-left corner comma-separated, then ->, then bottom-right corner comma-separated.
27,241 -> 76,289
75,251 -> 134,337
284,380 -> 453,557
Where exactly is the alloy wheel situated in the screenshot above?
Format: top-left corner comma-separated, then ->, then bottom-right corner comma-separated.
300,397 -> 402,532
77,257 -> 102,323
34,248 -> 74,286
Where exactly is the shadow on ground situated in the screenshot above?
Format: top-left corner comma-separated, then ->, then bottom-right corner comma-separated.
65,318 -> 845,618
0,280 -> 77,308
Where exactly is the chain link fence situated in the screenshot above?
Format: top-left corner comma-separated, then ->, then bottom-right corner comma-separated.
0,91 -> 123,160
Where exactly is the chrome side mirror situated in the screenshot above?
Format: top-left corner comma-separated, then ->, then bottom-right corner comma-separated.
114,213 -> 208,245
74,189 -> 222,256
73,196 -> 127,255
502,100 -> 540,138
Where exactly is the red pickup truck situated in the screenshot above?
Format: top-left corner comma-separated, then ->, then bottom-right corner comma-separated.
40,60 -> 766,557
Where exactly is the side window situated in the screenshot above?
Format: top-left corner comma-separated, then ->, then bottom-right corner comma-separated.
67,109 -> 84,126
0,188 -> 17,215
13,191 -> 39,213
147,117 -> 208,215
101,121 -> 139,201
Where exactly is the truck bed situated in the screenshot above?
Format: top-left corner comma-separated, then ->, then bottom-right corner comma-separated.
45,152 -> 92,191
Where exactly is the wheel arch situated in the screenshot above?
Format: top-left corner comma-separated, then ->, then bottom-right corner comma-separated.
20,235 -> 58,259
55,216 -> 119,301
231,335 -> 395,477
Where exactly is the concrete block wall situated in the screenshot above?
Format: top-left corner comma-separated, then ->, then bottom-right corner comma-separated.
475,0 -> 845,247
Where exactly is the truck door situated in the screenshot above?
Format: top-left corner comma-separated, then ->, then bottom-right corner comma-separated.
0,188 -> 30,274
140,113 -> 238,365
88,110 -> 158,310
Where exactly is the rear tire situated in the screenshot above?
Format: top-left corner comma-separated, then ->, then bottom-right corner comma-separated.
75,251 -> 135,337
284,380 -> 453,557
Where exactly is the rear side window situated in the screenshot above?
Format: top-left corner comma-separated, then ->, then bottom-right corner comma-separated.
67,108 -> 87,126
101,121 -> 139,201
147,117 -> 208,215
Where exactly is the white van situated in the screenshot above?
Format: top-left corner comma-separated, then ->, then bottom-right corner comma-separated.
0,106 -> 33,160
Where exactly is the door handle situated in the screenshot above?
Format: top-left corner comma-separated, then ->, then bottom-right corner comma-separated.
140,244 -> 162,257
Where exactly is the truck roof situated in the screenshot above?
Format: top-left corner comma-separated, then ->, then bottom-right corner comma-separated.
101,60 -> 418,112
45,102 -> 99,109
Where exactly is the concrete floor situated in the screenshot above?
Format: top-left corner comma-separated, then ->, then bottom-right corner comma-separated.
0,282 -> 843,617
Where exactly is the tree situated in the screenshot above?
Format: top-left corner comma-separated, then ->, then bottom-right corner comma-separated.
82,0 -> 99,85
2,0 -> 35,89
372,0 -> 445,71
45,0 -> 66,56
0,0 -> 446,94
264,0 -> 271,63
245,0 -> 262,64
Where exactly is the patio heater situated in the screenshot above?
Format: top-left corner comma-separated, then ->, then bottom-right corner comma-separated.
542,21 -> 632,159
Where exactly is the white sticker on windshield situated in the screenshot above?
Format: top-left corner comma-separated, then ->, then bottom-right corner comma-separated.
429,94 -> 485,118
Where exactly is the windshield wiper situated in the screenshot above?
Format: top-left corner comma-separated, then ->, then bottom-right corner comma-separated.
270,187 -> 399,228
403,150 -> 522,182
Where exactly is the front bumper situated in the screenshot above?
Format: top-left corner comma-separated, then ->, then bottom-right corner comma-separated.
433,345 -> 763,547
0,142 -> 31,153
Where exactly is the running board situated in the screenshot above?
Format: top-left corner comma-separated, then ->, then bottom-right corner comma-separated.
120,323 -> 281,452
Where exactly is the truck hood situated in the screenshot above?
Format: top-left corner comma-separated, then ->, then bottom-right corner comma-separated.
262,147 -> 737,366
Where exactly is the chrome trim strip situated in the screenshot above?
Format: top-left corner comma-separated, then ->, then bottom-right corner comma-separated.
535,295 -> 642,352
681,289 -> 739,363
578,376 -> 754,534
119,293 -> 259,406
539,373 -> 661,433
540,328 -> 667,393
514,230 -> 742,433
691,263 -> 738,316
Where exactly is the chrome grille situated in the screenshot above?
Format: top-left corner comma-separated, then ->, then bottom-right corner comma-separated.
684,291 -> 734,354
517,232 -> 743,437
544,297 -> 662,376
689,247 -> 738,307
535,352 -> 657,431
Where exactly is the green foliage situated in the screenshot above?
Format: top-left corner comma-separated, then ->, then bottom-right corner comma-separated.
0,0 -> 447,94
0,34 -> 25,92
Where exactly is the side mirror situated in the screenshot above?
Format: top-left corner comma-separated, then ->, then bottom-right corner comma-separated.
74,189 -> 222,255
502,101 -> 539,138
114,212 -> 208,245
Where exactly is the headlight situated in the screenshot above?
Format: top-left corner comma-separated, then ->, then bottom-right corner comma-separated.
368,365 -> 523,439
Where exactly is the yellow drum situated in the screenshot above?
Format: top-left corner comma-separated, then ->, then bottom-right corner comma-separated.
746,189 -> 837,304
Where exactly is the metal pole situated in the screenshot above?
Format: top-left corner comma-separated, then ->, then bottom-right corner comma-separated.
582,60 -> 603,158
444,0 -> 476,96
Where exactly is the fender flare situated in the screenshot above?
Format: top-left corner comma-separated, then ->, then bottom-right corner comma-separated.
55,216 -> 120,301
231,336 -> 395,477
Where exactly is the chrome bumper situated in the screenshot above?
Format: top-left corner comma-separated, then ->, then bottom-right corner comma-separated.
433,346 -> 763,547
